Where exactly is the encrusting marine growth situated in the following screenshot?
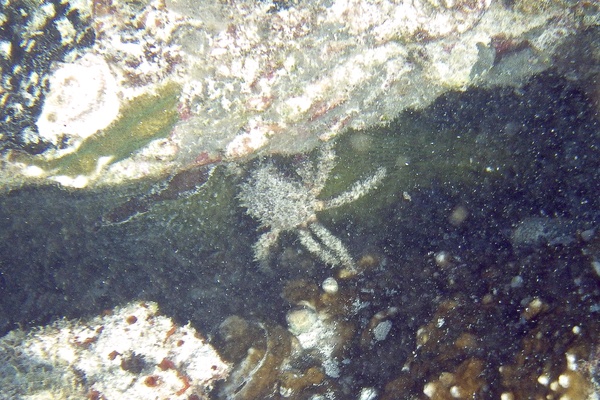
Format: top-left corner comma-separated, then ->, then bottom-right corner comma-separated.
238,141 -> 386,277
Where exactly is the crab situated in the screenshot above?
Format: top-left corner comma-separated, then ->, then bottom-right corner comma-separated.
238,141 -> 386,276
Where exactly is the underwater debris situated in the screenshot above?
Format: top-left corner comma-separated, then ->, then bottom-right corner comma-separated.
100,161 -> 219,226
215,292 -> 355,400
238,141 -> 386,276
217,319 -> 294,399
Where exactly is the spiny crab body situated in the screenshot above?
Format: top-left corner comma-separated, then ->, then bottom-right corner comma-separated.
238,141 -> 386,277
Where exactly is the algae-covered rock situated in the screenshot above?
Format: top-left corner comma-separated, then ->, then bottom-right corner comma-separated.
2,0 -> 598,190
19,83 -> 180,188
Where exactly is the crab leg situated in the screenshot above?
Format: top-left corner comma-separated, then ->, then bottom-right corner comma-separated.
324,167 -> 387,210
309,223 -> 357,275
253,229 -> 281,263
297,227 -> 340,267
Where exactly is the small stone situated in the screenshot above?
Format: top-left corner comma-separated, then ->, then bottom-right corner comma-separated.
321,277 -> 339,294
373,320 -> 392,342
286,308 -> 318,336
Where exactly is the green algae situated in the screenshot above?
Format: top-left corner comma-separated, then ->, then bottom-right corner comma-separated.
37,83 -> 180,177
317,107 -> 509,228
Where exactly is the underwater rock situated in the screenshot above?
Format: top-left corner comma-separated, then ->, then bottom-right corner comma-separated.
19,82 -> 182,188
510,217 -> 579,248
0,0 -> 95,154
1,0 -> 598,190
0,301 -> 230,399
36,53 -> 120,151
